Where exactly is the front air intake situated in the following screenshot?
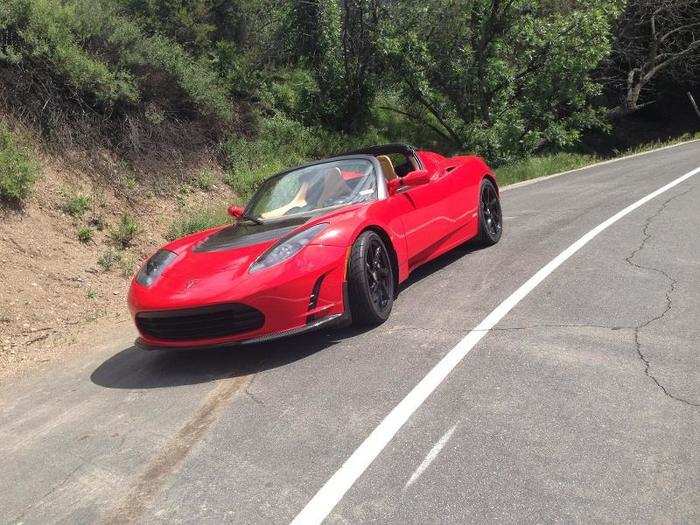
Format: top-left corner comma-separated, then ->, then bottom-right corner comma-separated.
136,303 -> 264,341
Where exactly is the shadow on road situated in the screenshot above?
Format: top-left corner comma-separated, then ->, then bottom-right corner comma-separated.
90,325 -> 372,390
91,240 -> 483,390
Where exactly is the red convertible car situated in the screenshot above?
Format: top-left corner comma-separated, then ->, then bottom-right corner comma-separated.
129,144 -> 502,349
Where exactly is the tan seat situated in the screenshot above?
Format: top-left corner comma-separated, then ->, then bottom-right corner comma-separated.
376,155 -> 398,182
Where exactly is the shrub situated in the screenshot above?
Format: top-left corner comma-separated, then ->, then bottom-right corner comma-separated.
61,193 -> 91,217
77,226 -> 93,243
167,207 -> 229,241
97,249 -> 118,270
195,169 -> 215,191
97,247 -> 134,277
109,213 -> 138,247
0,0 -> 231,120
495,152 -> 598,186
117,252 -> 137,277
0,124 -> 38,204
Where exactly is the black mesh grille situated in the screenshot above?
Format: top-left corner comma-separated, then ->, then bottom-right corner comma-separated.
136,303 -> 264,341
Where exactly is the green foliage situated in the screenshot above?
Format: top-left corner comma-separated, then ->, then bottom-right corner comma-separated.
1,0 -> 231,119
109,213 -> 138,247
194,169 -> 215,191
0,124 -> 38,204
297,0 -> 383,131
117,251 -> 137,277
222,114 -> 386,200
61,193 -> 91,217
496,152 -> 598,186
167,207 -> 229,240
97,245 -> 135,276
2,0 -> 679,192
77,226 -> 93,243
383,0 -> 621,164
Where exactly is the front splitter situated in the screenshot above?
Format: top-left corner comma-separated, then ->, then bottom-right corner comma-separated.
134,312 -> 349,351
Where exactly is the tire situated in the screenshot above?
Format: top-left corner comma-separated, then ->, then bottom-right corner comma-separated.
477,178 -> 503,246
347,231 -> 395,326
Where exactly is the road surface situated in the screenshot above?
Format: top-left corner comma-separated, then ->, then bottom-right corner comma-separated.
1,141 -> 698,524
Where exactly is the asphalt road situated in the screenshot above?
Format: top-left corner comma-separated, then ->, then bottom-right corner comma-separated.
1,141 -> 698,524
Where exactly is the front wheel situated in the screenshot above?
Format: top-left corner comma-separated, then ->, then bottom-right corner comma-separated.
477,178 -> 502,246
347,231 -> 394,326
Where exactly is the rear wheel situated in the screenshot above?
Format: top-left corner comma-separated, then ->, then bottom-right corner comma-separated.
347,231 -> 394,326
477,178 -> 502,246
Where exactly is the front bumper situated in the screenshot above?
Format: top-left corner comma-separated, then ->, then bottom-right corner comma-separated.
129,245 -> 350,349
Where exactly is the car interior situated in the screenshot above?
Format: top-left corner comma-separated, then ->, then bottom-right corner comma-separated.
373,152 -> 421,187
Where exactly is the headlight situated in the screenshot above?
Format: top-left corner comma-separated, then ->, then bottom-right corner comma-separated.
250,223 -> 328,273
136,249 -> 177,286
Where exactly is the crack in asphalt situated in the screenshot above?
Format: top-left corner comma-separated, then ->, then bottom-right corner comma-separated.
244,374 -> 267,407
624,188 -> 699,408
396,323 -> 634,337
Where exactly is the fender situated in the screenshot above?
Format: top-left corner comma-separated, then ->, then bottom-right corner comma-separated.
313,199 -> 410,283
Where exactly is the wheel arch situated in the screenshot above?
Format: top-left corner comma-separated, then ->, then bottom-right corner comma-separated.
484,173 -> 499,193
479,171 -> 501,198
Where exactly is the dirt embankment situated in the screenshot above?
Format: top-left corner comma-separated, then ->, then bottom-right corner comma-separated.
0,143 -> 236,378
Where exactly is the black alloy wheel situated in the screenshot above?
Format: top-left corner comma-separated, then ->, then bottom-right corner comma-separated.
478,179 -> 502,245
347,231 -> 394,325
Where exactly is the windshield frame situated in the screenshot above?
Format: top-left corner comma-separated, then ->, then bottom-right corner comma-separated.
243,155 -> 387,223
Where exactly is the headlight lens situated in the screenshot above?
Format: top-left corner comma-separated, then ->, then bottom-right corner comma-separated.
136,249 -> 177,286
250,223 -> 328,273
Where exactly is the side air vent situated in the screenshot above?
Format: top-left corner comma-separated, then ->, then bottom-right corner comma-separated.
306,274 -> 326,323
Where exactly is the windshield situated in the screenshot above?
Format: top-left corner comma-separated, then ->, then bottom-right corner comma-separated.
245,159 -> 377,220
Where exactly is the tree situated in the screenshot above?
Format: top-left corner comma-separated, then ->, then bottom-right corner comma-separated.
382,0 -> 621,162
608,0 -> 700,115
302,0 -> 386,132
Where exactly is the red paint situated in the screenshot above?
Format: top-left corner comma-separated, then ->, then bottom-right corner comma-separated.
128,149 -> 496,348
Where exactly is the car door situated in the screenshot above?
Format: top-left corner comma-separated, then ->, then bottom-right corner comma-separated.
396,169 -> 455,266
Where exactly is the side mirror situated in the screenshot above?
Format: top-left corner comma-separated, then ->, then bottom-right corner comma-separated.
227,205 -> 244,218
402,170 -> 430,186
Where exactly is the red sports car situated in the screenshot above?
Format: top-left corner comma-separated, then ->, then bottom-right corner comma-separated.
128,144 -> 502,349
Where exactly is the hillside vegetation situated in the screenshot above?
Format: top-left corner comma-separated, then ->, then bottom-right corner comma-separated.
1,0 -> 696,198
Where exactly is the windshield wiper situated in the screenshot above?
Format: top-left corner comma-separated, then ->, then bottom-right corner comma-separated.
240,214 -> 263,225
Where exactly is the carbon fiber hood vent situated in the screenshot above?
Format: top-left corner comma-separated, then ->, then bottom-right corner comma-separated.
194,216 -> 308,253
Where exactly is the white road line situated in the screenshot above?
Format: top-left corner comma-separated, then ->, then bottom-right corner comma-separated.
405,424 -> 458,489
291,167 -> 699,525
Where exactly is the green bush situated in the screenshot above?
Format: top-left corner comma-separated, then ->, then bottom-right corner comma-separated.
167,207 -> 229,241
0,125 -> 38,204
61,193 -> 91,217
109,213 -> 138,247
77,226 -> 93,243
117,251 -> 137,277
194,169 -> 215,191
0,0 -> 231,119
495,152 -> 598,186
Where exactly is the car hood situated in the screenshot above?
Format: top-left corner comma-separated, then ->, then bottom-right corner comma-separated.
159,215 -> 309,282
